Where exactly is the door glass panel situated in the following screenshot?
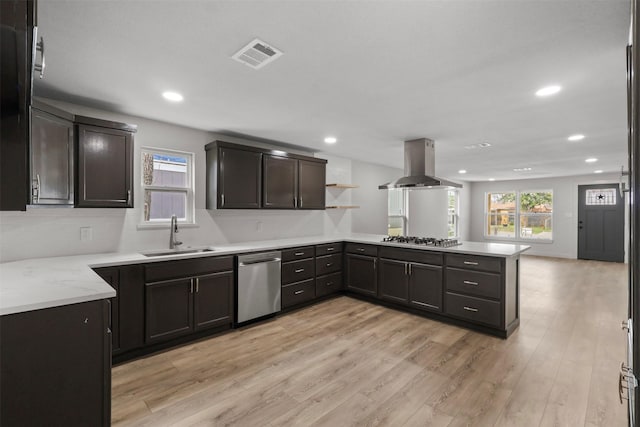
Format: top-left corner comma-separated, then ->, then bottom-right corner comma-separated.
585,188 -> 617,205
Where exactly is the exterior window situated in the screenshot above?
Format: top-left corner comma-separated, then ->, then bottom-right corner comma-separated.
485,190 -> 553,241
448,190 -> 459,238
388,189 -> 407,236
519,191 -> 553,239
141,148 -> 194,224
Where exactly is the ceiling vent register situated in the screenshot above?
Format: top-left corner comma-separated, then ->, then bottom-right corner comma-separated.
232,38 -> 283,69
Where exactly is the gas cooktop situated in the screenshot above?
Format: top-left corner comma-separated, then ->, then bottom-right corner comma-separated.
381,236 -> 462,248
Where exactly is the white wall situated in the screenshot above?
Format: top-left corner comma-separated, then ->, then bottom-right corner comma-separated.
351,160 -> 402,235
0,100 -> 360,262
468,173 -> 627,259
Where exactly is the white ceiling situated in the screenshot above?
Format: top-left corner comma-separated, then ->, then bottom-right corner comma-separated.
35,0 -> 631,182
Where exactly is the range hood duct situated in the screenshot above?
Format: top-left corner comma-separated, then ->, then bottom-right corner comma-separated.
378,138 -> 462,190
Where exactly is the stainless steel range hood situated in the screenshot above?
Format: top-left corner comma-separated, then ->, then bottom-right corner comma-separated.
379,138 -> 462,190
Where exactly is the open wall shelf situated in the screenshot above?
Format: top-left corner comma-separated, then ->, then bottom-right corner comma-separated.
326,183 -> 359,188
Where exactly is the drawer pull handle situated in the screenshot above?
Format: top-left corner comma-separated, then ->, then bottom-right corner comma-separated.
327,248 -> 335,252
295,268 -> 305,273
294,290 -> 305,295
326,263 -> 333,267
294,252 -> 305,256
463,280 -> 479,286
326,282 -> 334,286
357,248 -> 365,252
464,261 -> 479,266
463,306 -> 479,312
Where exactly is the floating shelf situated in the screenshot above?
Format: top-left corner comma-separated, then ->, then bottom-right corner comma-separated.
326,183 -> 359,188
326,205 -> 360,209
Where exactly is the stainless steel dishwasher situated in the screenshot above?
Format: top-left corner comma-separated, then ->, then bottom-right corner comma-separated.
237,251 -> 282,323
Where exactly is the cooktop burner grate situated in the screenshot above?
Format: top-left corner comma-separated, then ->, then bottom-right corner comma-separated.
381,235 -> 462,248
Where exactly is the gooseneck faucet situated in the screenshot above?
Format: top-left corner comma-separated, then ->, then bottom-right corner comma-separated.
169,214 -> 183,249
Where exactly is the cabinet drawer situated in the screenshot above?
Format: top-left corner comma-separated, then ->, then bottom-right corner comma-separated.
315,254 -> 342,276
445,292 -> 501,328
345,243 -> 378,257
145,256 -> 233,282
378,246 -> 442,266
316,242 -> 343,256
316,272 -> 342,297
281,258 -> 315,284
282,279 -> 316,307
446,254 -> 502,273
282,246 -> 315,262
446,268 -> 501,300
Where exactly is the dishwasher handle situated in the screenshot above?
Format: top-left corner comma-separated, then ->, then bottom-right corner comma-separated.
238,257 -> 281,266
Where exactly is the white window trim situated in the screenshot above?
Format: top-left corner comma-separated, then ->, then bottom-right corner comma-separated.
448,190 -> 459,238
138,147 -> 196,228
483,189 -> 553,243
388,189 -> 408,236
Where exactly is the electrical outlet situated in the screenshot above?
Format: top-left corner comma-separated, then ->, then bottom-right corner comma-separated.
256,221 -> 263,232
80,227 -> 93,242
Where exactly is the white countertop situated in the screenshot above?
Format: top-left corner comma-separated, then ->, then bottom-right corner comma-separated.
0,234 -> 529,316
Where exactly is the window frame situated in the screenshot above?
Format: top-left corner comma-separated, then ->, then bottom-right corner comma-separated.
484,189 -> 553,242
447,190 -> 459,238
387,188 -> 408,236
139,147 -> 196,228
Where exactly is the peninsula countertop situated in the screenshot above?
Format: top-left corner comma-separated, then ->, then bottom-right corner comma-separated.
0,234 -> 530,316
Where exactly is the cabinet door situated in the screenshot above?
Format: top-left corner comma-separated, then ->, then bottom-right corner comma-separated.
30,109 -> 74,205
145,278 -> 193,343
219,146 -> 262,208
77,124 -> 133,208
378,258 -> 409,304
194,271 -> 233,331
263,154 -> 297,209
346,254 -> 377,296
0,0 -> 34,211
94,267 -> 120,353
409,263 -> 443,313
1,300 -> 111,427
298,159 -> 326,209
117,265 -> 145,353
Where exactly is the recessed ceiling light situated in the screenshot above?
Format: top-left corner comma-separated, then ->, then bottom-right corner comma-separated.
162,91 -> 183,102
594,170 -> 603,174
568,134 -> 585,141
458,169 -> 467,174
513,167 -> 532,172
488,178 -> 496,181
324,137 -> 337,144
536,85 -> 562,97
585,158 -> 598,163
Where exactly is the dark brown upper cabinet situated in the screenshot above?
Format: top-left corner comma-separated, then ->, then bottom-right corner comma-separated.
0,0 -> 36,211
298,159 -> 326,209
30,101 -> 75,205
206,140 -> 327,210
263,154 -> 298,209
206,142 -> 262,209
76,116 -> 136,208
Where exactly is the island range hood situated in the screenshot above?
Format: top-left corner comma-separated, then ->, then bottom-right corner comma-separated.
378,138 -> 462,190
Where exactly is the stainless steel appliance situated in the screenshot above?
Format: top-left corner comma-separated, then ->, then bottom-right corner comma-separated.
382,235 -> 461,248
378,138 -> 462,190
237,251 -> 282,323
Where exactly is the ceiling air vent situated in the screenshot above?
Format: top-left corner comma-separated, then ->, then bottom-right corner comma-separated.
232,38 -> 283,69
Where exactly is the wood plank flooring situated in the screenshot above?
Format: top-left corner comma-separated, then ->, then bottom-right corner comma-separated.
112,255 -> 628,426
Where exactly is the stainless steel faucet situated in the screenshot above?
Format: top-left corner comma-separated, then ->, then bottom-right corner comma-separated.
169,214 -> 182,249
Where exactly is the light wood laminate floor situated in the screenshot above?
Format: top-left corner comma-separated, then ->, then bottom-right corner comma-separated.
112,256 -> 628,426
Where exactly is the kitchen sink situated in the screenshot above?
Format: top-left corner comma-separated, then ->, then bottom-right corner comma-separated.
141,248 -> 215,257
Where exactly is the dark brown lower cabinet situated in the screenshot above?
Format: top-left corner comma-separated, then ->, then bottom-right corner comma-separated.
0,300 -> 111,427
378,258 -> 409,304
408,263 -> 443,313
345,253 -> 377,296
94,264 -> 145,355
145,266 -> 234,344
146,277 -> 194,343
194,271 -> 234,330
